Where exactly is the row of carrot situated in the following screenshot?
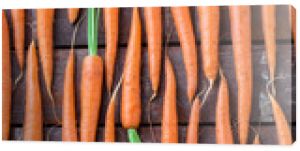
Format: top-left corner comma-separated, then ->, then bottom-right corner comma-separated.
2,6 -> 295,144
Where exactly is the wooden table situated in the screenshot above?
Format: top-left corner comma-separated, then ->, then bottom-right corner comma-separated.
5,5 -> 296,144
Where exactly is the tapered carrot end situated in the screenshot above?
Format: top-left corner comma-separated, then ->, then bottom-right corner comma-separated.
68,8 -> 80,24
253,134 -> 260,144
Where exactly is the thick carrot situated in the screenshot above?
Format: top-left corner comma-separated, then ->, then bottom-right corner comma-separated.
215,71 -> 234,144
2,11 -> 12,140
198,6 -> 220,86
253,134 -> 260,144
186,97 -> 201,143
144,7 -> 162,96
62,50 -> 77,141
24,41 -> 43,141
121,8 -> 142,130
104,7 -> 119,94
161,57 -> 178,143
11,9 -> 25,73
268,94 -> 292,144
68,8 -> 80,24
170,7 -> 198,103
80,8 -> 103,142
262,5 -> 276,82
36,9 -> 55,101
229,6 -> 252,144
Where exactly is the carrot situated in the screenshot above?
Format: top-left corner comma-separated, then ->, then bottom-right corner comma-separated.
144,7 -> 162,97
24,41 -> 43,141
262,5 -> 276,84
2,11 -> 12,140
36,9 -> 57,119
62,49 -> 77,141
268,93 -> 292,144
229,6 -> 252,144
253,134 -> 260,144
80,8 -> 103,142
104,7 -> 119,94
186,97 -> 201,143
68,8 -> 80,24
121,8 -> 142,143
161,57 -> 178,143
170,7 -> 198,103
215,71 -> 234,144
11,9 -> 25,78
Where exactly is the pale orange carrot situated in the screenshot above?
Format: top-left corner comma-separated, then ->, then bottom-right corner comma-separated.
68,8 -> 80,24
253,134 -> 260,144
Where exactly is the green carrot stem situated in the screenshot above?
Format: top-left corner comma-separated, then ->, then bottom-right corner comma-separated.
88,8 -> 99,56
127,129 -> 141,143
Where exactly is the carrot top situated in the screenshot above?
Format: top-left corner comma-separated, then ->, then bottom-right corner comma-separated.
128,129 -> 141,142
88,8 -> 99,56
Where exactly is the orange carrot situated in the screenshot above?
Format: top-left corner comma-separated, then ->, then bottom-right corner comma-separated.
144,7 -> 162,96
215,72 -> 234,144
11,9 -> 25,73
121,8 -> 142,129
2,11 -> 12,140
170,7 -> 198,103
80,56 -> 103,142
68,8 -> 80,24
229,6 -> 252,144
161,57 -> 178,143
104,7 -> 119,94
24,41 -> 43,141
268,94 -> 292,144
186,97 -> 201,143
253,134 -> 260,144
262,5 -> 276,82
198,6 -> 220,86
62,50 -> 77,141
36,9 -> 55,101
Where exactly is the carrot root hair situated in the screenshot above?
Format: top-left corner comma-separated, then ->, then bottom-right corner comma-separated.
13,71 -> 23,91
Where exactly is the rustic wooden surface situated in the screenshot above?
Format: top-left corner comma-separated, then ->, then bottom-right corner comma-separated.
4,5 -> 296,144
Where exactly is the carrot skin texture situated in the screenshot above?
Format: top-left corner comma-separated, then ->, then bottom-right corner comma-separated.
36,9 -> 55,98
121,8 -> 142,129
2,11 -> 12,140
186,98 -> 201,143
144,7 -> 162,93
104,8 -> 119,94
11,9 -> 25,71
24,41 -> 43,141
215,74 -> 234,144
62,50 -> 77,141
262,5 -> 276,80
68,8 -> 80,24
269,95 -> 292,144
229,6 -> 253,144
198,6 -> 220,81
161,57 -> 178,143
80,56 -> 103,142
104,97 -> 116,142
171,7 -> 198,102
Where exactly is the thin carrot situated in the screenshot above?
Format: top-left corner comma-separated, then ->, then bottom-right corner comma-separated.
80,8 -> 103,142
170,7 -> 198,103
24,41 -> 43,141
262,5 -> 276,85
268,93 -> 292,144
161,57 -> 178,143
121,8 -> 142,142
186,97 -> 201,143
253,134 -> 260,144
229,6 -> 252,144
68,8 -> 80,24
197,6 -> 220,101
2,11 -> 12,140
215,71 -> 234,144
11,9 -> 25,83
104,7 -> 119,94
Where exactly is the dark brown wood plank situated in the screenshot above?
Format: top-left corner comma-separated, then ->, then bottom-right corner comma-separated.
11,44 -> 295,125
5,5 -> 293,49
10,125 -> 296,144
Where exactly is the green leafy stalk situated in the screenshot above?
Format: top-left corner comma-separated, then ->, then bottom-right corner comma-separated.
127,129 -> 141,143
88,8 -> 99,56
